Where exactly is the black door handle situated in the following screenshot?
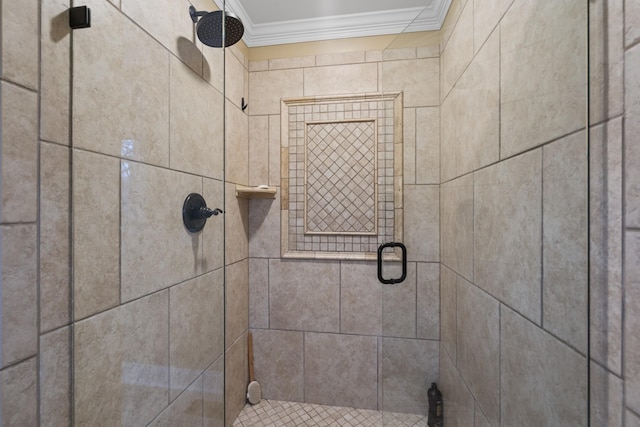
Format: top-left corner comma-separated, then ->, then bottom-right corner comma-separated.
377,242 -> 407,284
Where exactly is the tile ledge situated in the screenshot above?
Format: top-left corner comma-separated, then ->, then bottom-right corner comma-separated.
235,185 -> 277,199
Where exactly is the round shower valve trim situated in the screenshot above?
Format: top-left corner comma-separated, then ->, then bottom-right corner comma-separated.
182,193 -> 223,233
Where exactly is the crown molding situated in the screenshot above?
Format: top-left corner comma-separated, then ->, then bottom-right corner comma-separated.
213,0 -> 451,47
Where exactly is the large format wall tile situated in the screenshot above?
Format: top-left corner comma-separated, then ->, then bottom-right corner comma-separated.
441,0 -> 473,99
226,51 -> 248,111
590,361 -> 623,427
626,0 -> 640,47
590,119 -> 623,373
0,357 -> 37,426
441,174 -> 473,281
383,263 -> 417,338
252,329 -> 304,402
73,151 -> 120,319
437,0 -> 466,52
625,231 -> 640,414
120,161 -> 203,302
203,178 -> 225,273
415,107 -> 440,184
226,101 -> 249,185
269,56 -> 315,70
382,59 -> 439,107
40,142 -> 70,332
248,69 -> 304,116
249,195 -> 281,258
1,81 -> 38,223
150,377 -> 203,426
439,92 -> 457,182
40,328 -> 70,427
225,182 -> 249,265
225,333 -> 247,427
416,263 -> 440,340
317,51 -> 365,67
381,337 -> 438,415
474,150 -> 542,324
473,0 -> 511,54
226,260 -> 249,345
249,115 -> 269,186
304,63 -> 378,97
203,356 -> 224,427
404,185 -> 439,262
74,292 -> 169,426
170,270 -> 224,400
501,307 -> 587,426
626,44 -> 640,228
455,30 -> 500,177
249,258 -> 269,329
0,0 -> 38,89
73,0 -> 170,166
500,0 -> 587,158
40,0 -> 71,145
1,225 -> 38,367
440,30 -> 499,181
589,0 -> 624,125
439,346 -> 474,426
202,39 -> 225,93
170,56 -> 224,179
456,279 -> 500,426
121,0 -> 194,66
340,261 -> 382,336
543,132 -> 588,353
440,266 -> 457,362
403,108 -> 417,185
305,333 -> 378,409
269,260 -> 340,333
628,410 -> 640,427
268,115 -> 282,185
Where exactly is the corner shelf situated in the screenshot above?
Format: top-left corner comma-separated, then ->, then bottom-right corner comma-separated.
235,185 -> 277,199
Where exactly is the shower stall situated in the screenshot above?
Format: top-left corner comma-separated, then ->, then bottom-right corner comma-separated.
4,0 -> 632,425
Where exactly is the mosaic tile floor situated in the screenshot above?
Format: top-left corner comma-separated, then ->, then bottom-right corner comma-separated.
232,399 -> 428,427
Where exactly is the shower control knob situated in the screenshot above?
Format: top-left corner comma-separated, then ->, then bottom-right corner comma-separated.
198,207 -> 224,218
182,193 -> 222,233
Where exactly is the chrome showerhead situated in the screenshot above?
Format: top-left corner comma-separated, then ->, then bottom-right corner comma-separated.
189,6 -> 244,48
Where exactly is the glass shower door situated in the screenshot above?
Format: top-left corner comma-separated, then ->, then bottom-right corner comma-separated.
69,0 -> 226,424
380,0 -> 591,425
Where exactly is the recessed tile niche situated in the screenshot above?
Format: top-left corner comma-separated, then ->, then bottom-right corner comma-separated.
281,93 -> 403,260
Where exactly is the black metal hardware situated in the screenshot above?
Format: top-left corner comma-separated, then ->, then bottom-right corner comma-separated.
241,97 -> 248,111
69,6 -> 91,29
377,242 -> 407,284
182,193 -> 223,233
189,5 -> 207,23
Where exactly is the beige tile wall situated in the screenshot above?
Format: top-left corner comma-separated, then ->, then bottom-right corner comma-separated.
247,44 -> 441,415
1,0 -> 637,425
1,0 -> 41,406
591,0 -> 640,425
0,0 -> 247,424
439,0 -> 595,426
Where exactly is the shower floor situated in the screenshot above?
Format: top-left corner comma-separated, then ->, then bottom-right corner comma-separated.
232,399 -> 428,427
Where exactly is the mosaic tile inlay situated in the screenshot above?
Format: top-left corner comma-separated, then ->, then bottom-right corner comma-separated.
306,120 -> 377,235
281,93 -> 403,260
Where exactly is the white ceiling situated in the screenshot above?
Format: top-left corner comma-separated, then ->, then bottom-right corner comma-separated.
212,0 -> 452,47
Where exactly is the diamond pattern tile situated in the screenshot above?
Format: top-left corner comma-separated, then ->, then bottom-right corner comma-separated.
232,400 -> 428,427
306,121 -> 376,234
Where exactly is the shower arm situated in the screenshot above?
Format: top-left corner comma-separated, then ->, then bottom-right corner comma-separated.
189,6 -> 207,23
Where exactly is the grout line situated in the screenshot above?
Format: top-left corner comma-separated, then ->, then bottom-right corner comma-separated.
540,148 -> 545,329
